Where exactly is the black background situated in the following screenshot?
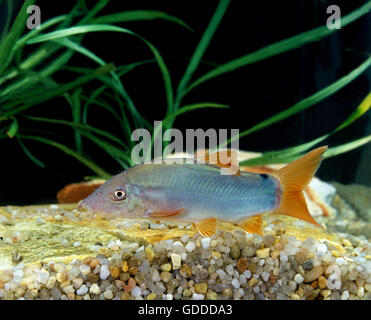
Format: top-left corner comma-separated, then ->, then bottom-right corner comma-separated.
0,0 -> 370,205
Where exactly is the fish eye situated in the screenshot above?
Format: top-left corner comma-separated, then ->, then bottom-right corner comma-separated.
111,188 -> 126,201
260,173 -> 268,179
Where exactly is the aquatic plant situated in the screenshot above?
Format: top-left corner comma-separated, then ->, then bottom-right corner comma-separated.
0,0 -> 370,179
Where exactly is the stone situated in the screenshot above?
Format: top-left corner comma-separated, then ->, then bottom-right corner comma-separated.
304,266 -> 323,283
256,248 -> 270,259
195,283 -> 208,295
171,254 -> 181,269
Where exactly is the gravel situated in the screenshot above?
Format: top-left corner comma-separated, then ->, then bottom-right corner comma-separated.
1,219 -> 370,300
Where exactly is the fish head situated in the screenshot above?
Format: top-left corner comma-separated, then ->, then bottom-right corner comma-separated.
78,172 -> 145,217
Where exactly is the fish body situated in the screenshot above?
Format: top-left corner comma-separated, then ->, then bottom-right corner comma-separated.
79,146 -> 327,236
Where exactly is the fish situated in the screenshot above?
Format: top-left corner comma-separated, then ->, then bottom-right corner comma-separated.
78,146 -> 328,237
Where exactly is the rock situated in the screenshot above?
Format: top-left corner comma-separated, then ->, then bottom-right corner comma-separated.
256,248 -> 270,259
57,179 -> 105,204
195,283 -> 208,294
170,254 -> 181,269
304,266 -> 323,283
332,182 -> 371,221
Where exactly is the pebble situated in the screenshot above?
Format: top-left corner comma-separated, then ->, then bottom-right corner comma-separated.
302,260 -> 314,271
192,293 -> 204,300
76,284 -> 88,295
161,263 -> 172,272
304,266 -> 323,283
145,247 -> 155,262
201,237 -> 211,249
100,265 -> 110,280
131,286 -> 141,297
318,276 -> 327,289
256,248 -> 270,259
79,264 -> 90,275
294,274 -> 304,284
185,241 -> 196,252
231,278 -> 240,289
104,289 -> 113,300
89,283 -> 101,295
171,253 -> 181,269
195,283 -> 208,294
341,290 -> 349,300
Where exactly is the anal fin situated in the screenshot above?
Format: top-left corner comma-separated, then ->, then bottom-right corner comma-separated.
238,215 -> 263,235
193,218 -> 218,237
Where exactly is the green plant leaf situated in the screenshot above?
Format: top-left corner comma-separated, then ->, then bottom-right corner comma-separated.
6,118 -> 18,138
222,56 -> 371,148
0,0 -> 35,75
175,0 -> 230,109
239,90 -> 371,166
19,134 -> 111,179
324,135 -> 371,158
17,137 -> 45,168
187,1 -> 371,93
91,10 -> 192,31
23,115 -> 127,149
0,64 -> 115,120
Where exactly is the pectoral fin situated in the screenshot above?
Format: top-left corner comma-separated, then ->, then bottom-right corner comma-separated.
238,215 -> 263,235
192,218 -> 218,237
146,208 -> 184,217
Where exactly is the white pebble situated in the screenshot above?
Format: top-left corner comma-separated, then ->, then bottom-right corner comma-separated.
13,269 -> 24,283
172,241 -> 185,253
294,274 -> 304,284
216,269 -> 226,280
231,278 -> 240,289
164,293 -> 173,300
37,269 -> 49,284
226,264 -> 234,275
185,241 -> 196,252
77,285 -> 88,295
79,264 -> 91,275
317,243 -> 328,253
73,242 -> 81,247
341,290 -> 349,300
243,270 -> 252,279
63,285 -> 75,294
192,293 -> 204,300
201,237 -> 211,249
100,265 -> 110,280
131,286 -> 142,297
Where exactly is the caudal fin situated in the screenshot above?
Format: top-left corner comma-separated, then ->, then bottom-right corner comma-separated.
273,146 -> 328,226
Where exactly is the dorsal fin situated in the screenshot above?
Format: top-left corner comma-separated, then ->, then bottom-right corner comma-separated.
194,149 -> 240,175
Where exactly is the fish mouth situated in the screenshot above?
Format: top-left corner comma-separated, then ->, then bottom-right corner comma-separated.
77,200 -> 96,220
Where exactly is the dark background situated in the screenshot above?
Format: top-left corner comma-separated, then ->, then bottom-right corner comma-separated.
0,0 -> 370,205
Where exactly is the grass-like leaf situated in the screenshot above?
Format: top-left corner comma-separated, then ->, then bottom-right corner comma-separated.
186,1 -> 371,93
0,0 -> 35,75
17,137 -> 46,168
175,0 -> 231,110
91,10 -> 192,31
19,134 -> 111,179
239,90 -> 371,166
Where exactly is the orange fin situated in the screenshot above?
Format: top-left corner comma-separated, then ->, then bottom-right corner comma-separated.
275,146 -> 327,192
146,208 -> 184,217
195,149 -> 240,175
193,218 -> 218,237
238,215 -> 263,235
272,146 -> 328,227
274,191 -> 320,226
